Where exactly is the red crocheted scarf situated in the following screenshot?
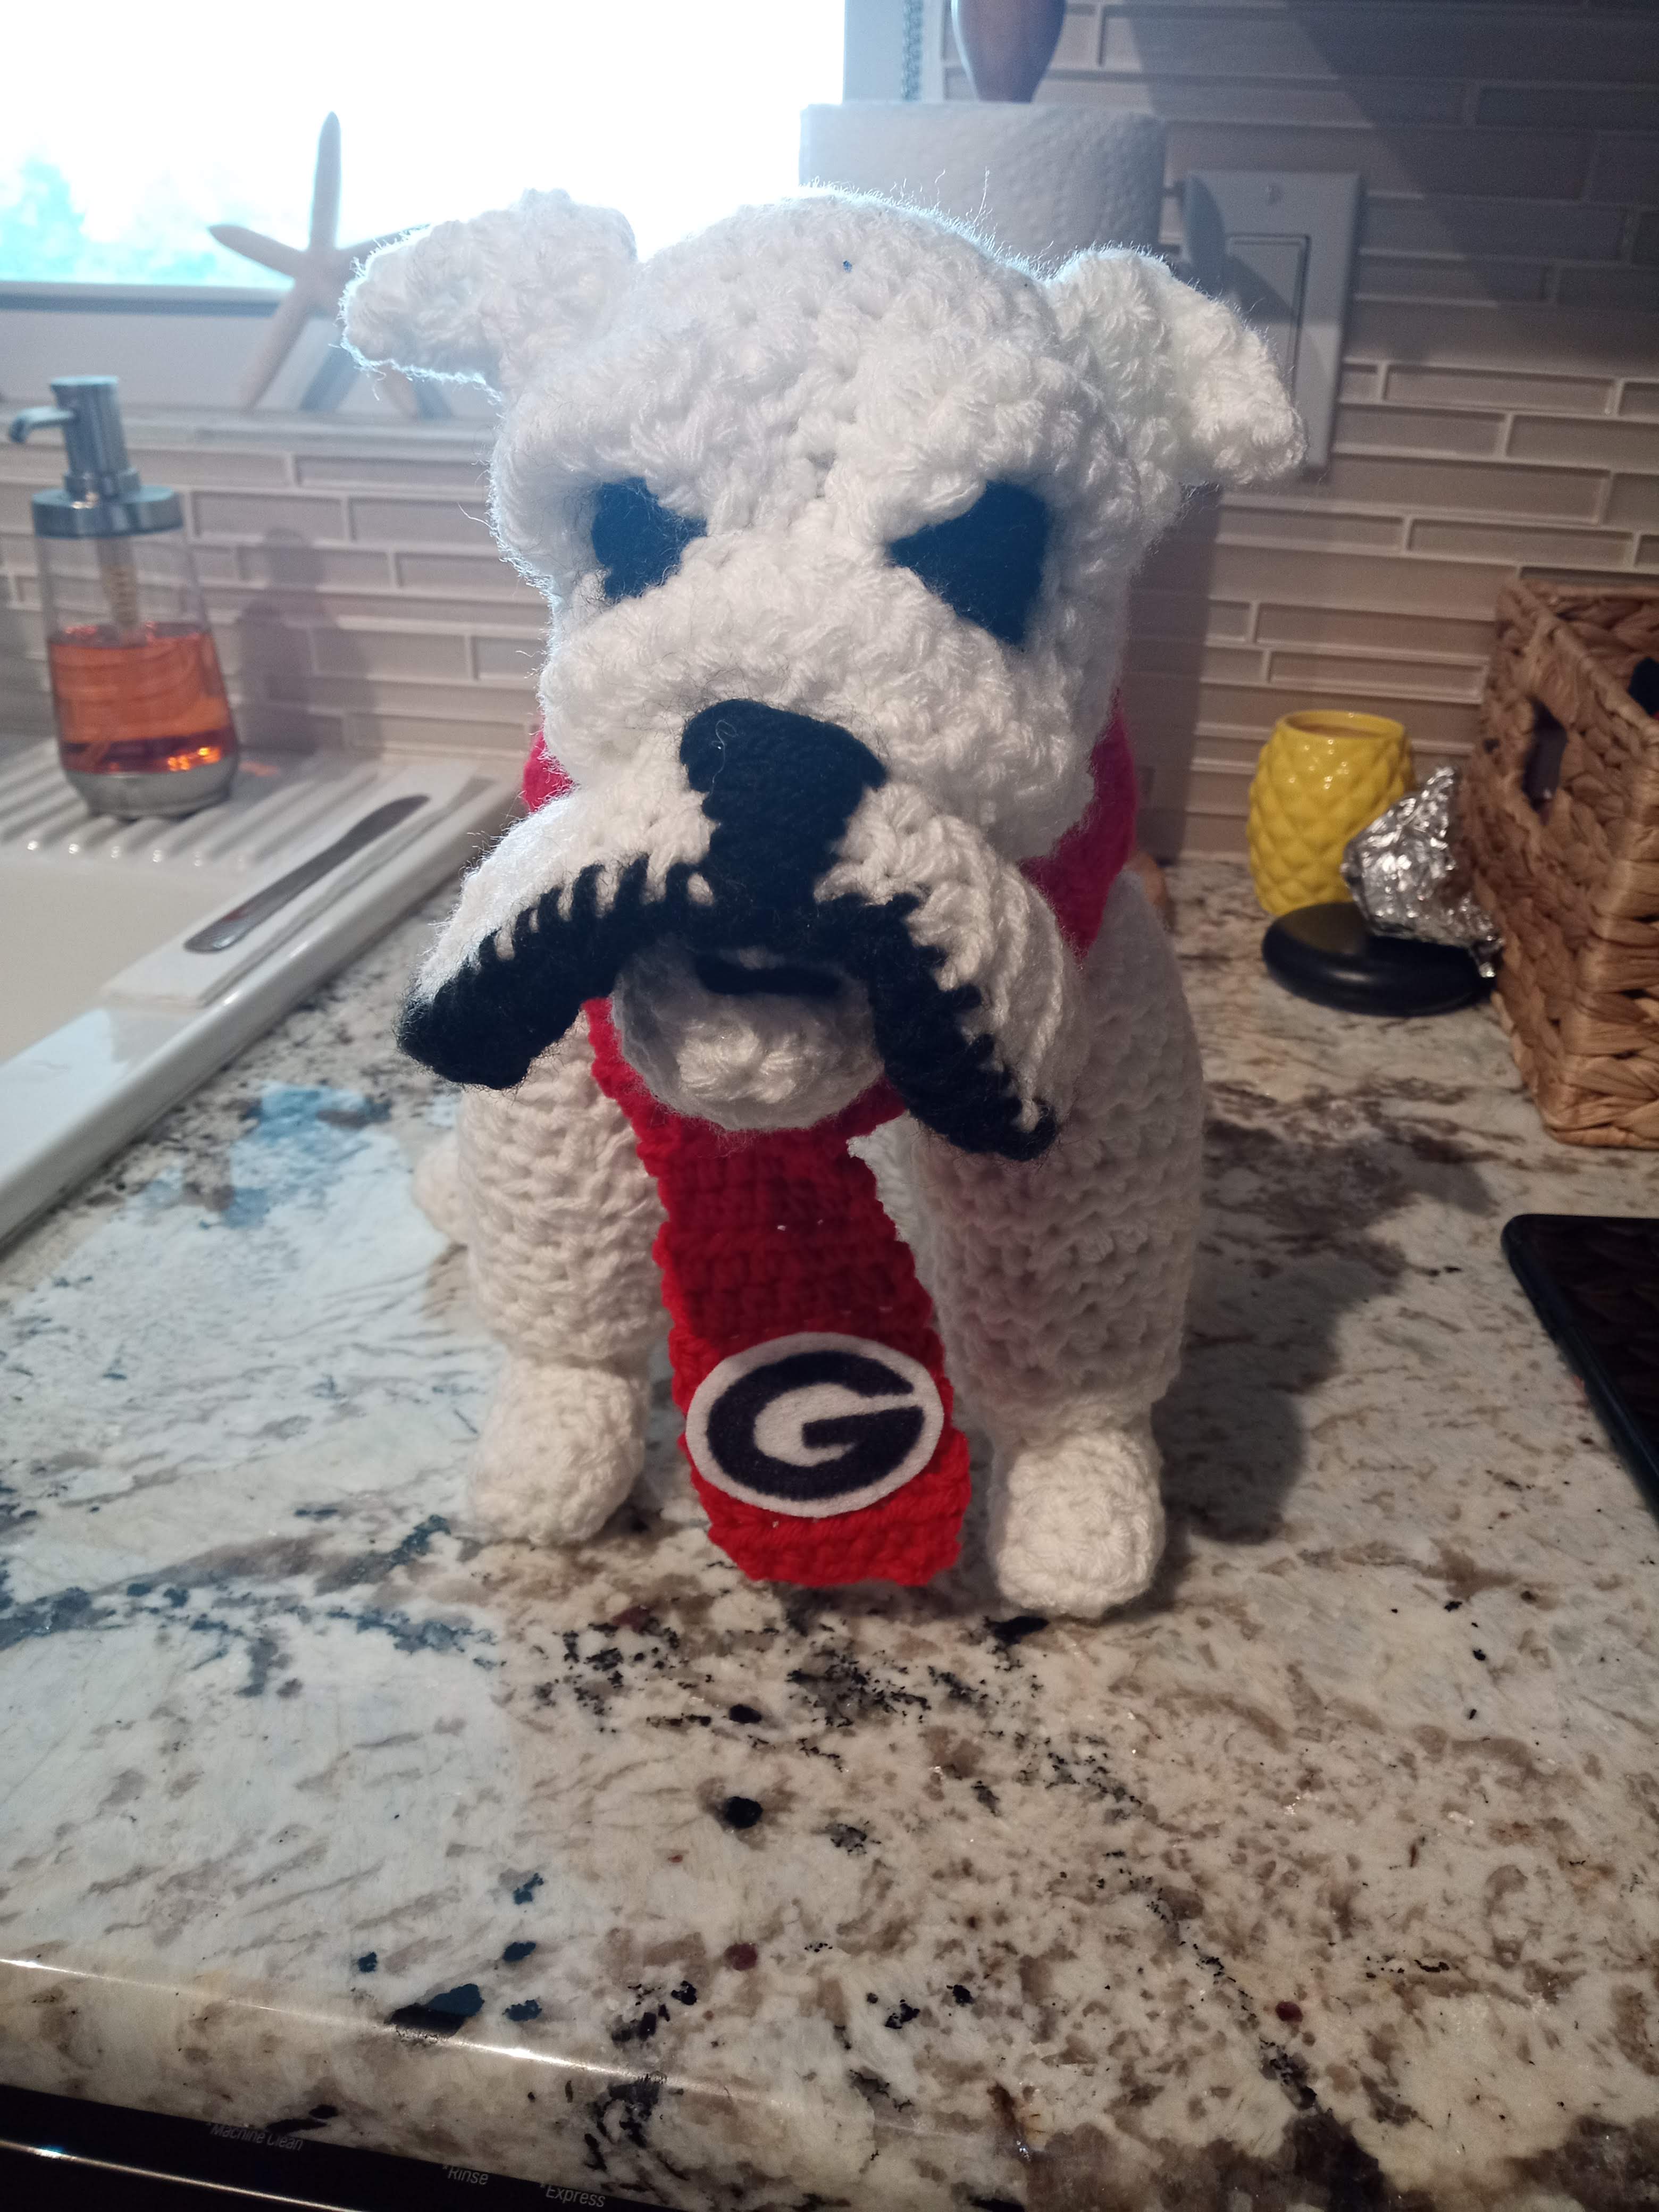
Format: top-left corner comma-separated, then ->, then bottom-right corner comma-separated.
522,713 -> 1135,1587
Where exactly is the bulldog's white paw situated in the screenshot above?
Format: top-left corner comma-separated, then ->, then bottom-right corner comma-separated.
412,1133 -> 467,1245
987,1421 -> 1165,1620
472,1359 -> 647,1544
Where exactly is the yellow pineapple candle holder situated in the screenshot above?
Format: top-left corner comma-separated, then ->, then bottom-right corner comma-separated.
1247,710 -> 1415,917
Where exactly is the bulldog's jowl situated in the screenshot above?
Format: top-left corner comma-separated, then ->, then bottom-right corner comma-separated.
398,701 -> 1062,1162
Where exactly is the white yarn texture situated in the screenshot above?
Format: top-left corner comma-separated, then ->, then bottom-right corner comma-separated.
346,187 -> 1302,1616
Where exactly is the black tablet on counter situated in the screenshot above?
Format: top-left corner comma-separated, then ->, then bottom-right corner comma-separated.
1504,1214 -> 1659,1516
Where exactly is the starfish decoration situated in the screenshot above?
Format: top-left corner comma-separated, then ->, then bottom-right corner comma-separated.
210,112 -> 430,413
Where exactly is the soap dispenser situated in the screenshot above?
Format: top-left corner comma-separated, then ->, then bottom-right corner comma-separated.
9,377 -> 238,817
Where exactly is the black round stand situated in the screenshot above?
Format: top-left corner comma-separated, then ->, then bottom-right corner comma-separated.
1262,902 -> 1489,1017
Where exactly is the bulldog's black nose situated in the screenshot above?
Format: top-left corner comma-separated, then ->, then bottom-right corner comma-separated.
680,700 -> 886,910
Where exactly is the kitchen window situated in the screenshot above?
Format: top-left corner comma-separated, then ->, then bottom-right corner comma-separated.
1,0 -> 849,406
2,2 -> 847,281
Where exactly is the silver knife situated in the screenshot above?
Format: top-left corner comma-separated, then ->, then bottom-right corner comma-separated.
184,793 -> 430,954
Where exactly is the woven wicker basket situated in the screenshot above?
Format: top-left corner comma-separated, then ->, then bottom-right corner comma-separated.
1462,580 -> 1659,1148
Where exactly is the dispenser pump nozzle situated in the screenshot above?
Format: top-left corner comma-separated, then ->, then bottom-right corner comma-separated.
11,376 -> 140,500
7,376 -> 181,539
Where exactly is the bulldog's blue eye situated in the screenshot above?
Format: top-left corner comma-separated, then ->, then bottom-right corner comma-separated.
591,478 -> 705,602
887,481 -> 1049,649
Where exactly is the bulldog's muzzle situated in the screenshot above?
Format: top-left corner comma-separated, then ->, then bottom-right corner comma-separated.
398,701 -> 1083,1160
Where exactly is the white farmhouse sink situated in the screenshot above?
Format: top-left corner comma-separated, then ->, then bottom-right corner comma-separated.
0,739 -> 515,1245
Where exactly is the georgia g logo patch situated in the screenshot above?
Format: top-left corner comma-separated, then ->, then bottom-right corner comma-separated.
684,1332 -> 945,1519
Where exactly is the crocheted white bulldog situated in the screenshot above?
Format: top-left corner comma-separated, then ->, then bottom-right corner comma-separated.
345,187 -> 1301,1618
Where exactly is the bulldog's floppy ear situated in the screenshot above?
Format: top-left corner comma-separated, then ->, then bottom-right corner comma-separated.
1048,247 -> 1305,499
342,189 -> 636,392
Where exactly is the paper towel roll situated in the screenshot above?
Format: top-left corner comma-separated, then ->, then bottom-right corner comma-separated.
800,102 -> 1166,264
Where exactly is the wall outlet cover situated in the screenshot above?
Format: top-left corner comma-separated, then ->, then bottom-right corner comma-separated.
1183,170 -> 1362,471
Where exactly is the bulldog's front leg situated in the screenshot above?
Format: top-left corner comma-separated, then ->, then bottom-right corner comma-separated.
456,1024 -> 666,1544
910,874 -> 1204,1619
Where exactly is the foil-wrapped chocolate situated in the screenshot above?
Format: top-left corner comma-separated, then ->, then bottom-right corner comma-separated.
1340,765 -> 1502,976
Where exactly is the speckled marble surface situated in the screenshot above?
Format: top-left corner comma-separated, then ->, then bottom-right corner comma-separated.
3,862 -> 1658,2212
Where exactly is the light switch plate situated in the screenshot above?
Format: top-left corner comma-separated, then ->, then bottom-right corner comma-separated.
1182,170 -> 1362,470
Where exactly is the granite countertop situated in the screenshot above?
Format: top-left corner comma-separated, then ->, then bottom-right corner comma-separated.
3,862 -> 1657,2212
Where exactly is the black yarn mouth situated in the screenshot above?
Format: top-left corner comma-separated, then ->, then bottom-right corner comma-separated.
397,700 -> 1061,1161
692,951 -> 843,1001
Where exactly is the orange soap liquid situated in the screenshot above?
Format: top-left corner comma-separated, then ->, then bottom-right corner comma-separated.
47,621 -> 238,780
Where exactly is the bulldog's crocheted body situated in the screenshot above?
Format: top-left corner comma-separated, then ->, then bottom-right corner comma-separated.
347,187 -> 1302,1615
